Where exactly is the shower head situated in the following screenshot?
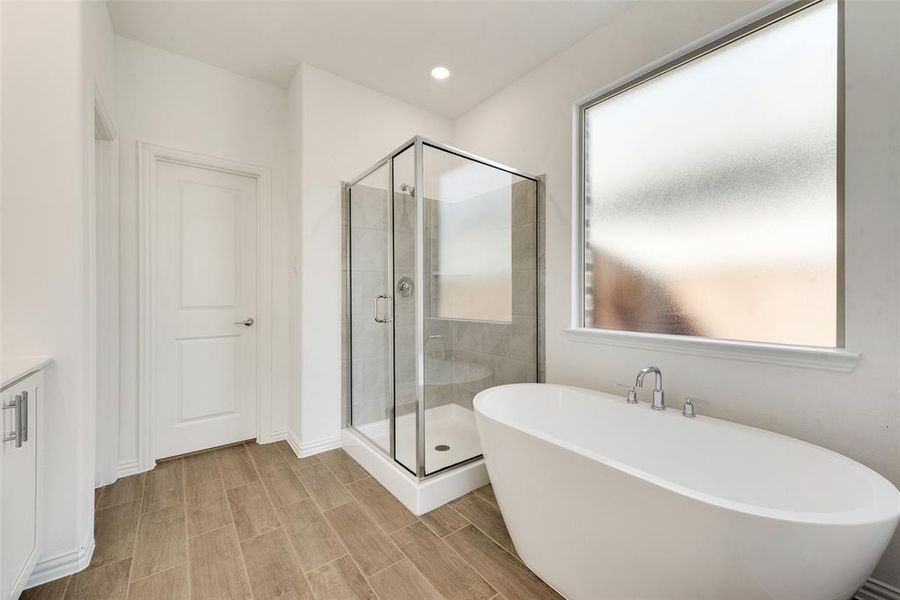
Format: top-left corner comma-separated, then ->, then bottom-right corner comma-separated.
400,183 -> 415,196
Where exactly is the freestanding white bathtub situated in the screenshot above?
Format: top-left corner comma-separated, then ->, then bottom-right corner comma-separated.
474,384 -> 900,600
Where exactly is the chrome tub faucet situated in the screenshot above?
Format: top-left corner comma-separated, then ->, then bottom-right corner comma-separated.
635,366 -> 665,411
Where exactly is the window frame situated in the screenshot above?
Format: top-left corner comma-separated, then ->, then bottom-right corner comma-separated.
569,0 -> 857,371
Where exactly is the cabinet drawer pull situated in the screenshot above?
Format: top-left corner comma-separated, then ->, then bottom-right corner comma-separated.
20,391 -> 28,443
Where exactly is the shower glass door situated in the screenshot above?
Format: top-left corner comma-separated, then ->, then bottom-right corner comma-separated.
348,163 -> 393,454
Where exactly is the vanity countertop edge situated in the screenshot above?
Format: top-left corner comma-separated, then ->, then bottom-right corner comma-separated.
0,357 -> 53,391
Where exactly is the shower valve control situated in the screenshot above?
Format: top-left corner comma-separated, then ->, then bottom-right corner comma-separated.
397,276 -> 414,297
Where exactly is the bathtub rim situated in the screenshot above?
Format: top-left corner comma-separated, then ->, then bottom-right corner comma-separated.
474,383 -> 900,527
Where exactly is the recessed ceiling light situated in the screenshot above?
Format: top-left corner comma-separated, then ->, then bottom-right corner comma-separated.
431,66 -> 450,80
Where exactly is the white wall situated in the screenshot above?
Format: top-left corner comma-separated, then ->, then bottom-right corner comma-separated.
2,0 -> 117,577
453,0 -> 900,585
289,64 -> 453,450
115,37 -> 291,468
85,0 -> 120,494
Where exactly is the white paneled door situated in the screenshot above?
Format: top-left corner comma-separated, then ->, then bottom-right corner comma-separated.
153,160 -> 258,459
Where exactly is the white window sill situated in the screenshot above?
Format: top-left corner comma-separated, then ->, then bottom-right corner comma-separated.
563,328 -> 860,373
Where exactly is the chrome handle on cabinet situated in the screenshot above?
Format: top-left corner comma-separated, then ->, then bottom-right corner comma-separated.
20,391 -> 28,443
233,318 -> 255,327
2,394 -> 23,447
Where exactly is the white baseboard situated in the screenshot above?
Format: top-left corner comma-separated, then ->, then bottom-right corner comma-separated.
25,536 -> 95,589
300,434 -> 342,457
115,458 -> 141,478
93,459 -> 148,508
93,459 -> 147,492
270,428 -> 340,459
269,427 -> 298,457
857,578 -> 900,600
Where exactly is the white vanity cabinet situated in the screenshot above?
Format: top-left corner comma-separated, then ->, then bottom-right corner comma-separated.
0,365 -> 45,600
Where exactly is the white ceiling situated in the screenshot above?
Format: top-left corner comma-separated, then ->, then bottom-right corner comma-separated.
107,1 -> 630,118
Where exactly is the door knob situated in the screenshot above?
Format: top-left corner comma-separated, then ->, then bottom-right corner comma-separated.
234,318 -> 255,327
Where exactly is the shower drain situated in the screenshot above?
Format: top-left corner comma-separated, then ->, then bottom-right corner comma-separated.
434,444 -> 451,452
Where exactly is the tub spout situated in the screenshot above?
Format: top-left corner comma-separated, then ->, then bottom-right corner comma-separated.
635,366 -> 665,411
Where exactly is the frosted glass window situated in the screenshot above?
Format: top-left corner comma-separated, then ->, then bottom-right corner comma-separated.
581,0 -> 839,347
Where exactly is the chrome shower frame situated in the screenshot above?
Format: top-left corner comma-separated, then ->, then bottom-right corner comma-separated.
344,135 -> 541,481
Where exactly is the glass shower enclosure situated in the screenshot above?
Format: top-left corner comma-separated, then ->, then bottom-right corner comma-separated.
344,136 -> 539,478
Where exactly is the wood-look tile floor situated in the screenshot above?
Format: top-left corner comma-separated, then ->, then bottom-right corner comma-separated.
23,442 -> 563,600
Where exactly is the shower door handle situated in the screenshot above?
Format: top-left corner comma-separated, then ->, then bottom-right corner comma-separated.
373,295 -> 393,323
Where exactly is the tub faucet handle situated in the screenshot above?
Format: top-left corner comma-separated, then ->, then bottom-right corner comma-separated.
682,397 -> 708,418
616,383 -> 639,404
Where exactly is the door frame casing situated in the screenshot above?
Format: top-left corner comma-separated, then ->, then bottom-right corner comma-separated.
137,142 -> 272,471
